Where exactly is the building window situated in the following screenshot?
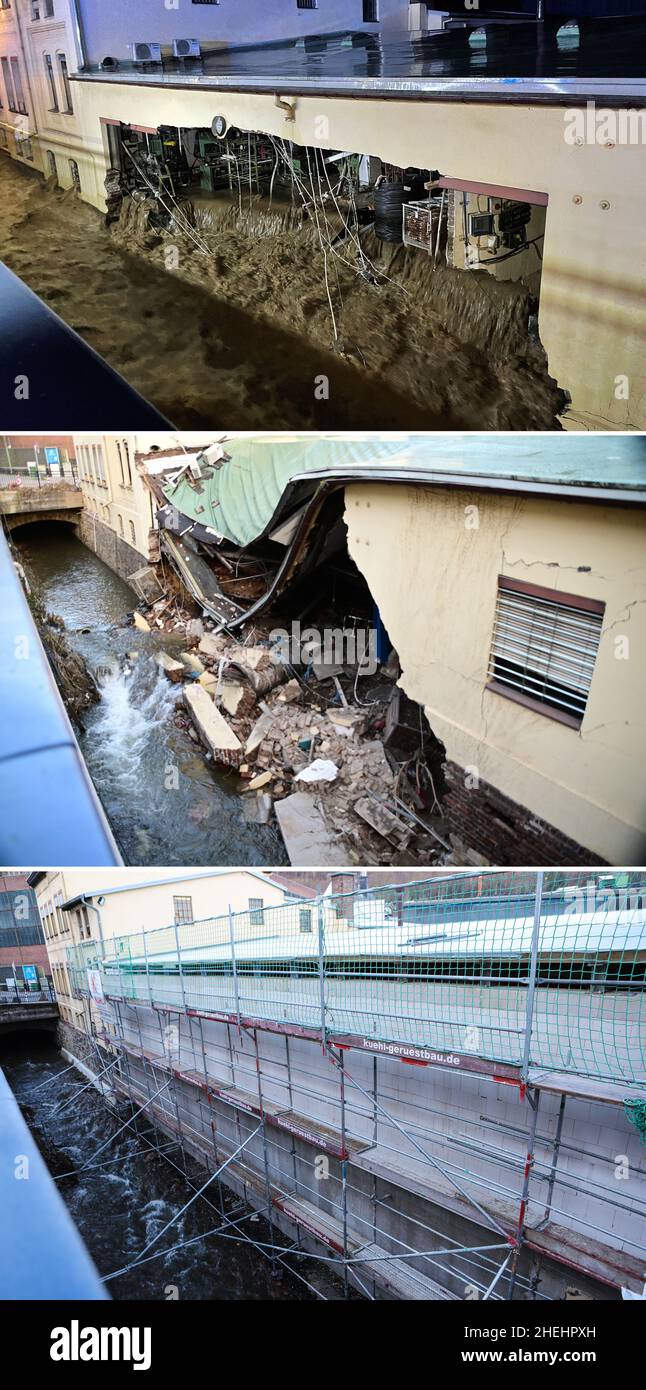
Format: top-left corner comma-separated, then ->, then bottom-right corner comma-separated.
44,54 -> 58,110
10,57 -> 27,113
487,577 -> 604,730
32,2 -> 55,16
68,157 -> 80,190
46,149 -> 57,178
16,135 -> 34,161
248,898 -> 264,926
129,520 -> 136,544
297,0 -> 317,8
57,53 -> 73,112
123,439 -> 132,485
1,58 -> 17,112
117,513 -> 124,536
173,896 -> 193,926
363,0 -> 378,19
299,909 -> 312,934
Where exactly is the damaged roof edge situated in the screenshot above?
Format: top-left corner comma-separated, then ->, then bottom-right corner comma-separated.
160,466 -> 646,634
157,436 -> 646,553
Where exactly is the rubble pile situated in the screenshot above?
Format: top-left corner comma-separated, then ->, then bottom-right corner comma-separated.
131,593 -> 491,867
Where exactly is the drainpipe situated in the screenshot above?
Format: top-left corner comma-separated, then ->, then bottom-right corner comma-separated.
69,0 -> 90,71
12,0 -> 39,142
82,895 -> 105,953
81,895 -> 105,1036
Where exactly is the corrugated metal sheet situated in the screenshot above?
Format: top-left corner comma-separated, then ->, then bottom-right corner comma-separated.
160,434 -> 646,548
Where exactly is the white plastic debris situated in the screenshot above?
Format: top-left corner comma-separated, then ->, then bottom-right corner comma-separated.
294,759 -> 338,784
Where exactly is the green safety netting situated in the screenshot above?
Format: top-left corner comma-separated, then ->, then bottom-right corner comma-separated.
624,1099 -> 646,1142
66,869 -> 645,1090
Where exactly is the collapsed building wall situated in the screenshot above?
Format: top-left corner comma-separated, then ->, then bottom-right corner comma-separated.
66,76 -> 646,429
343,483 -> 646,865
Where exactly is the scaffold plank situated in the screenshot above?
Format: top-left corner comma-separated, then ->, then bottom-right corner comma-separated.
355,1243 -> 458,1301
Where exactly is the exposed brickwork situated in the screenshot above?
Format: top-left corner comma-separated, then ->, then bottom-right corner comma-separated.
0,945 -> 50,973
443,761 -> 606,867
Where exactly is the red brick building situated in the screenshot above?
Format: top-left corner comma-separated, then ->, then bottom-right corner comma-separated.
0,873 -> 51,990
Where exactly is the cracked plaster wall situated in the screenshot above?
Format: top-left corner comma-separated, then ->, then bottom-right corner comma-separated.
344,482 -> 646,864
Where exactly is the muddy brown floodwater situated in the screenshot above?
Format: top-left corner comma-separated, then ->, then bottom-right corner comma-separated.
0,158 -> 565,429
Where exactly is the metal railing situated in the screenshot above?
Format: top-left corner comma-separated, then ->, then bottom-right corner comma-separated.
0,527 -> 122,864
67,870 -> 646,1089
0,1068 -> 107,1299
0,986 -> 57,1005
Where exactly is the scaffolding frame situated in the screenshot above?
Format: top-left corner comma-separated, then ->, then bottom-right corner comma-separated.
64,870 -> 646,1300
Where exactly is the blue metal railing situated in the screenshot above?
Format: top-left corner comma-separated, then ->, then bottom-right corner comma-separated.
0,1067 -> 107,1298
0,262 -> 169,429
0,528 -> 121,864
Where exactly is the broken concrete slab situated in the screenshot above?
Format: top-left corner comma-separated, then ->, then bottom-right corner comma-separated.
327,708 -> 368,738
184,684 -> 242,768
354,797 -> 411,849
133,611 -> 151,632
248,770 -> 273,791
313,660 -> 346,680
245,711 -> 274,757
275,793 -> 340,866
155,651 -> 185,683
180,650 -> 205,674
198,671 -> 219,695
186,618 -> 205,641
198,632 -> 227,659
216,679 -> 247,718
277,678 -> 301,704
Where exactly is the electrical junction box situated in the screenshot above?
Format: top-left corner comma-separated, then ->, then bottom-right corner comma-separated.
469,211 -> 494,237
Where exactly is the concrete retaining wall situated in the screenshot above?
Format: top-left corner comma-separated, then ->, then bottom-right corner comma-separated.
79,511 -> 145,586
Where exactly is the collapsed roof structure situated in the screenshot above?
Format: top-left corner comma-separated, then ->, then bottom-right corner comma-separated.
140,433 -> 646,630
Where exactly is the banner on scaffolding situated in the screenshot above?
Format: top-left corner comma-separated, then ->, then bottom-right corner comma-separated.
87,969 -> 104,1004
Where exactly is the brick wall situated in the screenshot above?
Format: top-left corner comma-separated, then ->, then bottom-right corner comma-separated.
443,761 -> 606,867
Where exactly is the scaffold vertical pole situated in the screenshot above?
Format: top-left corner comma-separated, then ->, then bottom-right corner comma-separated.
174,922 -> 187,1013
507,1087 -> 541,1300
522,870 -> 544,1088
252,1026 -> 277,1275
340,1053 -> 349,1299
317,896 -> 326,1048
142,932 -> 153,1008
228,906 -> 241,1027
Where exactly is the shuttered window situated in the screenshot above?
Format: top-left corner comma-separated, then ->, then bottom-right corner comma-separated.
487,577 -> 604,729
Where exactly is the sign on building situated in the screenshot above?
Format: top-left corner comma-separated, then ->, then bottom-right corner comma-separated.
87,968 -> 104,1003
